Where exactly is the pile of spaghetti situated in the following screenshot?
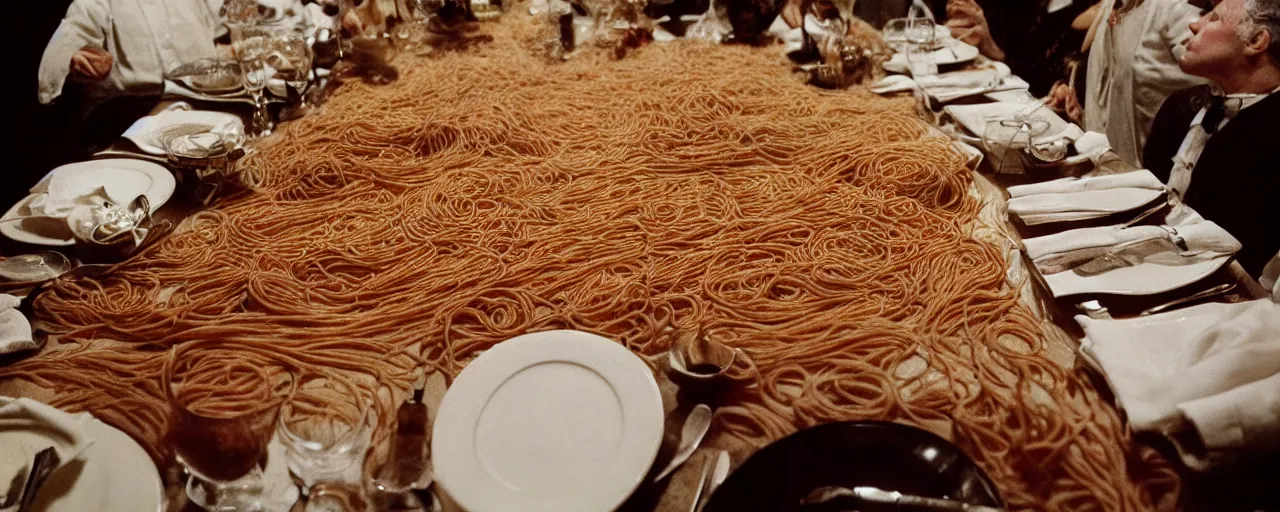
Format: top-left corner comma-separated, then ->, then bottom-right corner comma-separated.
0,13 -> 1179,511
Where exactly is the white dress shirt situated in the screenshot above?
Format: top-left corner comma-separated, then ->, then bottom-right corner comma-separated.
1262,252 -> 1280,299
37,0 -> 222,110
1085,0 -> 1206,165
1166,87 -> 1279,199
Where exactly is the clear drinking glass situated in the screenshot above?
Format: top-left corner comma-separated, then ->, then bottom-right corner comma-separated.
278,378 -> 374,495
164,348 -> 293,512
903,18 -> 937,77
983,116 -> 1050,174
232,26 -> 277,137
269,28 -> 314,115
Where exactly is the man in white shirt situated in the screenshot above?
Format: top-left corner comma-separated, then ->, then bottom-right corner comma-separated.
1144,0 -> 1280,278
1080,0 -> 1206,165
38,0 -> 224,111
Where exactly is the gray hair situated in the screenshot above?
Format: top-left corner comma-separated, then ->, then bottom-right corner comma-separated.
1240,0 -> 1280,62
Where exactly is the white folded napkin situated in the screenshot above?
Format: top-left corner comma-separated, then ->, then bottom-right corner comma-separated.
1077,300 -> 1280,470
1025,221 -> 1241,274
1008,187 -> 1165,225
1007,170 -> 1164,198
1262,251 -> 1280,298
122,108 -> 245,156
24,186 -> 111,219
944,101 -> 1079,142
1069,131 -> 1112,165
0,397 -> 94,511
0,295 -> 35,356
916,62 -> 1008,88
1025,224 -> 1168,261
871,62 -> 1029,102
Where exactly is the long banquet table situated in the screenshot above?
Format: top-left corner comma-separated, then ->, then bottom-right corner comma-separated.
1,17 -> 1275,512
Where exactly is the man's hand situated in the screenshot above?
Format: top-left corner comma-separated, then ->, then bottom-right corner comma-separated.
781,0 -> 805,29
70,47 -> 113,81
945,0 -> 1005,61
1048,81 -> 1083,124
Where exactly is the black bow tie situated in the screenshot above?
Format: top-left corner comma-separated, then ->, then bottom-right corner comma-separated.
1202,95 -> 1227,134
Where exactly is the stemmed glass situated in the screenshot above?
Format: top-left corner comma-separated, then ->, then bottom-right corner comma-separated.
581,0 -> 615,45
232,26 -> 277,138
270,27 -> 315,117
277,377 -> 374,508
164,346 -> 294,512
902,17 -> 937,78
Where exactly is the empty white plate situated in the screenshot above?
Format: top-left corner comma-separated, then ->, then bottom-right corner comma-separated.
1043,255 -> 1232,297
432,330 -> 664,512
0,160 -> 175,246
0,398 -> 164,512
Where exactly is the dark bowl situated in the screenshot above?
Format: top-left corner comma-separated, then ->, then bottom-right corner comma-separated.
703,420 -> 1003,512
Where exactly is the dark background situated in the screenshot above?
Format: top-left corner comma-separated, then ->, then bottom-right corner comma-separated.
8,0 -> 76,211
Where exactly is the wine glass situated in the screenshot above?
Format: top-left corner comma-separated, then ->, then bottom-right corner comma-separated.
232,26 -> 277,138
269,28 -> 314,114
164,347 -> 294,512
277,378 -> 374,495
903,17 -> 937,78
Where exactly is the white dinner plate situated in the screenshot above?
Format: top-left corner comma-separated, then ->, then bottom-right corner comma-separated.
0,160 -> 175,246
883,40 -> 981,74
432,330 -> 664,512
122,109 -> 243,155
1043,254 -> 1232,297
0,403 -> 164,512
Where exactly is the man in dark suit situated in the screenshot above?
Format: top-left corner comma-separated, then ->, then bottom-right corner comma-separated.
1144,0 -> 1280,279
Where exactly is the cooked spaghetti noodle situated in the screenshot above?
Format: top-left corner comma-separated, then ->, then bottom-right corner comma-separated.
0,13 -> 1179,511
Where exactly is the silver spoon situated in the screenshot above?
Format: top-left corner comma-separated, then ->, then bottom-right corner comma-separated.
802,486 -> 1003,512
1141,282 -> 1236,317
654,404 -> 713,482
0,252 -> 72,283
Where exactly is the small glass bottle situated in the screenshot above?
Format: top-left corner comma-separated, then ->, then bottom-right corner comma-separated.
376,384 -> 431,493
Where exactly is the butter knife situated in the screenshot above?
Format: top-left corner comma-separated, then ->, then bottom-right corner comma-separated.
696,450 -> 730,512
17,447 -> 60,512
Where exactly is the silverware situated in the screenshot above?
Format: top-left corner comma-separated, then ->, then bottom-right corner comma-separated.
801,485 -> 1003,512
1141,283 -> 1236,316
696,450 -> 730,512
686,456 -> 714,512
0,252 -> 72,283
1122,198 -> 1172,228
654,404 -> 713,482
16,447 -> 61,512
1076,300 -> 1112,320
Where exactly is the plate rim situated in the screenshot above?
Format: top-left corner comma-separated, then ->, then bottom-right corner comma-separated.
703,420 -> 1004,511
0,398 -> 164,512
1045,254 -> 1232,297
431,330 -> 664,512
1,159 -> 176,246
0,194 -> 75,246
